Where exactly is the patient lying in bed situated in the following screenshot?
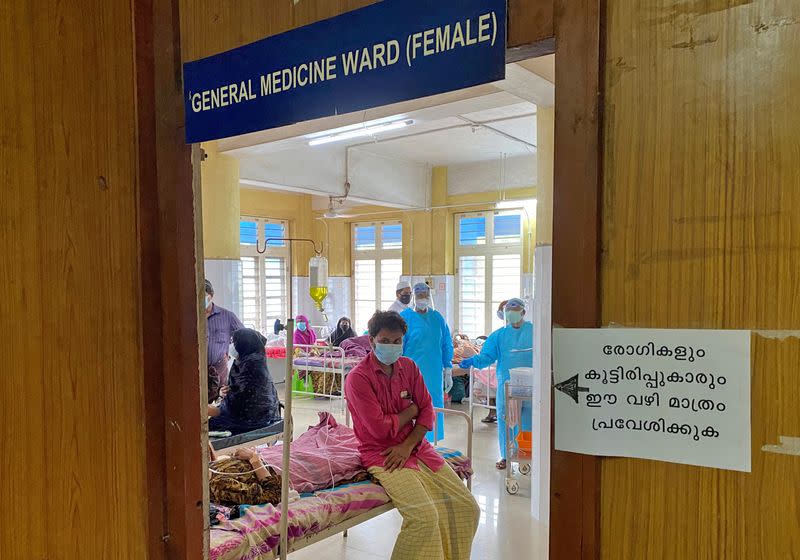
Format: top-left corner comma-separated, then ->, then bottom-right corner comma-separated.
209,444 -> 283,507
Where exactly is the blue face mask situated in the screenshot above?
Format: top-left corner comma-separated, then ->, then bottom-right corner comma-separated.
297,322 -> 307,332
374,343 -> 403,365
504,310 -> 523,325
228,342 -> 239,360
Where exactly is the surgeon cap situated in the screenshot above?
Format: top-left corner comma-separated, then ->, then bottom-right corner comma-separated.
505,297 -> 526,309
413,282 -> 431,295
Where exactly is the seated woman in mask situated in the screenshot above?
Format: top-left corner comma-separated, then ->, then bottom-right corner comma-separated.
293,314 -> 317,346
208,328 -> 280,435
329,316 -> 357,347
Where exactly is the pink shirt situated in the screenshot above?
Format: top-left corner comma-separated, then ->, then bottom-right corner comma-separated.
345,353 -> 445,472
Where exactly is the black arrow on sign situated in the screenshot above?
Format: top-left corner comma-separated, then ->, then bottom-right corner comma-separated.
554,374 -> 590,404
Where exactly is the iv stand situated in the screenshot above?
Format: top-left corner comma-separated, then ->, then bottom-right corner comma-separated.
262,237 -> 323,560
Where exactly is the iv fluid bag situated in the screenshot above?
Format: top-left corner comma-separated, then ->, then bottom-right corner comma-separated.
309,256 -> 329,311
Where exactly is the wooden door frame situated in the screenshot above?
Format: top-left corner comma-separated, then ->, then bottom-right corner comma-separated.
549,1 -> 603,558
137,0 -> 603,558
136,0 -> 206,558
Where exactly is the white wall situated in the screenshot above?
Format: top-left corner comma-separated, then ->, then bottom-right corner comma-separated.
447,155 -> 537,195
204,259 -> 242,317
522,272 -> 535,305
431,275 -> 456,330
531,245 -> 551,549
238,146 -> 430,209
348,149 -> 430,208
291,276 -> 351,338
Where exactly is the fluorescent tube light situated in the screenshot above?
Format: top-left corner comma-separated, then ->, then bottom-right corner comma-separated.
496,199 -> 537,216
308,120 -> 413,146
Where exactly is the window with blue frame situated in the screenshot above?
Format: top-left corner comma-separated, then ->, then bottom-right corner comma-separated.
493,212 -> 522,243
240,220 -> 258,245
263,222 -> 285,247
381,223 -> 403,249
458,216 -> 486,246
354,225 -> 377,251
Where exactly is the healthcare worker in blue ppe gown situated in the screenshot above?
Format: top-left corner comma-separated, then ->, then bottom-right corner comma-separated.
459,298 -> 533,470
401,282 -> 454,442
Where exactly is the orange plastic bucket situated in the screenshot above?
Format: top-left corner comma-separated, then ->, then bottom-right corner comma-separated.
516,431 -> 533,454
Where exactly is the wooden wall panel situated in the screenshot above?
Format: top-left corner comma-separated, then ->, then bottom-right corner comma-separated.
0,2 -> 45,557
179,0 -> 377,62
1,0 -> 150,558
601,0 -> 800,558
509,0 -> 554,48
180,0 -> 555,63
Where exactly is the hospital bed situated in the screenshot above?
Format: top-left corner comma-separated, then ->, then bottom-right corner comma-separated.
210,316 -> 473,559
291,343 -> 362,415
468,365 -> 498,421
209,408 -> 473,560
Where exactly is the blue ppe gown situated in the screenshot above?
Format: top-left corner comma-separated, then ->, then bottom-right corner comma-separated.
401,307 -> 454,442
469,321 -> 533,458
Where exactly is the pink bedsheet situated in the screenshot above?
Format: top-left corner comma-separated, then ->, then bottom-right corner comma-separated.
210,482 -> 391,560
339,335 -> 371,358
472,366 -> 498,390
257,412 -> 363,493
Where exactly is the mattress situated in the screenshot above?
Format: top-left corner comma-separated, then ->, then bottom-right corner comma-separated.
210,481 -> 391,560
209,447 -> 473,560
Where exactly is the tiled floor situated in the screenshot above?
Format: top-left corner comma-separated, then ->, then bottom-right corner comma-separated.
280,389 -> 547,560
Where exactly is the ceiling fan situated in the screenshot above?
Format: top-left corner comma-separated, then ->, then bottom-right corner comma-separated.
322,151 -> 357,218
322,180 -> 356,219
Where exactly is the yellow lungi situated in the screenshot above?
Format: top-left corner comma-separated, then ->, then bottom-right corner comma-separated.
369,463 -> 480,560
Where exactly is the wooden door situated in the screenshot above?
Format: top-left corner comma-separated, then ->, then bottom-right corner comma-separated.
601,1 -> 800,558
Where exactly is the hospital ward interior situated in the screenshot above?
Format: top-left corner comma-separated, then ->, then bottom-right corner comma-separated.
6,0 -> 799,559
202,54 -> 554,560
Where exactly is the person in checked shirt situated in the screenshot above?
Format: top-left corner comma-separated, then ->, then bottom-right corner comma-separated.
345,311 -> 479,560
205,279 -> 244,402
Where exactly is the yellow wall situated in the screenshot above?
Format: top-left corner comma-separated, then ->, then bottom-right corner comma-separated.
239,178 -> 536,279
430,167 -> 454,275
201,142 -> 240,259
314,218 -> 352,277
317,182 -> 536,277
535,106 -> 554,246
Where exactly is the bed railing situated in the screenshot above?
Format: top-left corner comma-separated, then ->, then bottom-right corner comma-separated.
433,407 -> 473,491
291,342 -> 348,414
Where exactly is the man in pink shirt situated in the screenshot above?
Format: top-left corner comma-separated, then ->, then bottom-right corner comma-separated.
346,311 -> 479,560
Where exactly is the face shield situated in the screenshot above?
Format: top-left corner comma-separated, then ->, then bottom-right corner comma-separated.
413,282 -> 434,311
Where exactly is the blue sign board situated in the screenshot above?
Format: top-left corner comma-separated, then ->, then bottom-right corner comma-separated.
183,0 -> 507,143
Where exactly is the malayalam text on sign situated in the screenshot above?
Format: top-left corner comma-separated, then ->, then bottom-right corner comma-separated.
553,329 -> 751,472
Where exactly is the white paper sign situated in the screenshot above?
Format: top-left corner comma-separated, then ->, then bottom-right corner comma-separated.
553,328 -> 751,472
